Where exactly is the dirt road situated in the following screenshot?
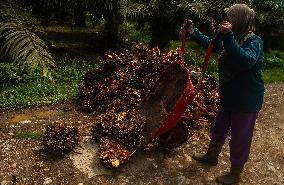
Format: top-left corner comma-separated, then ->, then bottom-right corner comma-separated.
1,82 -> 283,185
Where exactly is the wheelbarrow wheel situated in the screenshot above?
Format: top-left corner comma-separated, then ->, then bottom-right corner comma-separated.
157,121 -> 188,149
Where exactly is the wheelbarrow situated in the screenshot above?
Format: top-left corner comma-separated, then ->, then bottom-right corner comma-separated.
140,26 -> 217,149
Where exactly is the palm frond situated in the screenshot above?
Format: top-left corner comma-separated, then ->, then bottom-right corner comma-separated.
120,0 -> 149,18
0,1 -> 55,79
88,0 -> 115,12
177,0 -> 207,18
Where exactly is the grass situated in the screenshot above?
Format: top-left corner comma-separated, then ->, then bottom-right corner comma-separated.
0,56 -> 99,108
263,69 -> 284,84
14,131 -> 43,140
262,50 -> 284,83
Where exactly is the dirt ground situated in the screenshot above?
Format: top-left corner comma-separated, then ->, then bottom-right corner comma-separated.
0,82 -> 283,185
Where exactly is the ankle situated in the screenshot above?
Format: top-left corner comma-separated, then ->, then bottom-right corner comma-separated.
230,164 -> 244,175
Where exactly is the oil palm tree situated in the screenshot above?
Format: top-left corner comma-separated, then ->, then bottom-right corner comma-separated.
252,0 -> 284,50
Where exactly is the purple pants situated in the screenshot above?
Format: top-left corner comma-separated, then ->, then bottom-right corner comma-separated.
210,109 -> 258,165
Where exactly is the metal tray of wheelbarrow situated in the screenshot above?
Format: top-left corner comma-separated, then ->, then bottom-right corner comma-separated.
139,60 -> 196,146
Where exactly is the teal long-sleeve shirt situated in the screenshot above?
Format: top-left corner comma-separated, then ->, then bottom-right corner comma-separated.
193,28 -> 265,112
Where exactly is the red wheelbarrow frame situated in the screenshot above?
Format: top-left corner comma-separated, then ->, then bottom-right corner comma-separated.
152,30 -> 215,139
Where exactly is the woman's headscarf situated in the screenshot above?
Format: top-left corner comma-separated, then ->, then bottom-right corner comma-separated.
225,4 -> 255,42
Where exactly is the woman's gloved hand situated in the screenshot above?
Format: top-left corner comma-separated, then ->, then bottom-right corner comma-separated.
180,19 -> 195,37
219,21 -> 232,34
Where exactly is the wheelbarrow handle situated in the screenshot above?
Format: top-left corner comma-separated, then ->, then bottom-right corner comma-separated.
195,32 -> 221,91
181,29 -> 187,57
195,42 -> 214,90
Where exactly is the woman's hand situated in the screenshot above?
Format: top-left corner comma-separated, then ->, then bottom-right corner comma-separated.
219,21 -> 232,34
181,19 -> 195,37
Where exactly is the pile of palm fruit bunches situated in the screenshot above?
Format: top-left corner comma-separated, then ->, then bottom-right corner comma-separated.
76,43 -> 220,168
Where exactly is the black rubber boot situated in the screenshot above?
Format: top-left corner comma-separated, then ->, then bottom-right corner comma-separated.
192,142 -> 223,166
216,164 -> 244,184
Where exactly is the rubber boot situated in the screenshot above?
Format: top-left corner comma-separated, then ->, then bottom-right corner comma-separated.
192,142 -> 223,166
216,164 -> 244,184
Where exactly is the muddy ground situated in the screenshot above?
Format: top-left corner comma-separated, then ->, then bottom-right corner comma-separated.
0,82 -> 283,185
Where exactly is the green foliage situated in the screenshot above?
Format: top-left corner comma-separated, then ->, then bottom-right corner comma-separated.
88,0 -> 121,35
196,0 -> 251,24
253,0 -> 284,50
128,0 -> 196,50
0,56 -> 98,108
119,21 -> 151,43
0,63 -> 30,85
120,0 -> 149,18
85,13 -> 105,28
263,50 -> 284,69
263,69 -> 284,83
0,1 -> 55,79
14,131 -> 43,140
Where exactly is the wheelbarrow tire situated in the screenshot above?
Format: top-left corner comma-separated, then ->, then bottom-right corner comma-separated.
157,121 -> 188,149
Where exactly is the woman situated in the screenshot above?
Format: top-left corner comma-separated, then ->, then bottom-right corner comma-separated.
182,4 -> 264,185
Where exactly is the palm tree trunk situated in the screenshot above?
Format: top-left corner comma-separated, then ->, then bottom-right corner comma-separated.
104,4 -> 122,47
74,1 -> 86,27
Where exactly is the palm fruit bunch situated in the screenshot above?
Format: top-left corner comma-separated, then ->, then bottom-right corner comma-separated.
95,108 -> 146,148
185,70 -> 220,121
79,43 -> 219,168
92,108 -> 145,167
99,136 -> 131,168
197,75 -> 220,115
42,122 -> 80,156
77,63 -> 116,113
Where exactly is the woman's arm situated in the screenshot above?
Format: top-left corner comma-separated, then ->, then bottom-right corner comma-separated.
192,28 -> 223,54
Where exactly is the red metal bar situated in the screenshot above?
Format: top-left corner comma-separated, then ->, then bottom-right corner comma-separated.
181,30 -> 187,57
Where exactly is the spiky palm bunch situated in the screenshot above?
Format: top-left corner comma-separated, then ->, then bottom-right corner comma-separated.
0,0 -> 55,79
99,136 -> 131,168
42,122 -> 80,156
